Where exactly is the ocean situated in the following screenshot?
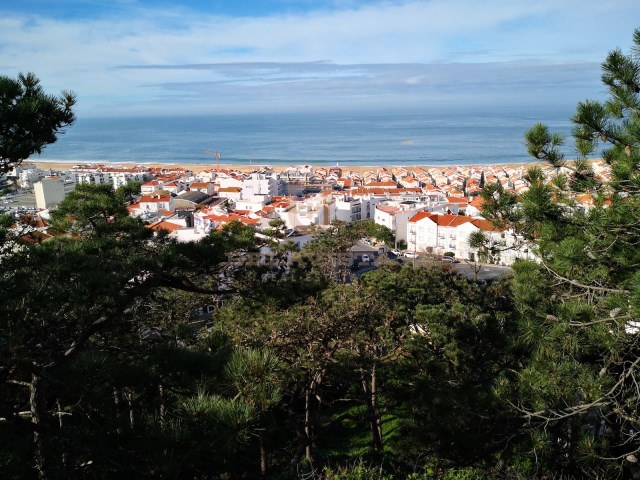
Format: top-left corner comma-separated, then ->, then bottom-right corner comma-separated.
33,106 -> 579,167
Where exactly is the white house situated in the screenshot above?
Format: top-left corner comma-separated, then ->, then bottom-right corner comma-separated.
335,195 -> 362,223
10,164 -> 45,188
374,202 -> 429,245
407,213 -> 471,255
406,212 -> 528,265
188,181 -> 216,196
139,193 -> 174,213
217,187 -> 243,202
242,172 -> 283,197
141,180 -> 164,194
235,197 -> 269,213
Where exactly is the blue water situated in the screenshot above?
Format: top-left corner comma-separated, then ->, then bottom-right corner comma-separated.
33,106 -> 580,167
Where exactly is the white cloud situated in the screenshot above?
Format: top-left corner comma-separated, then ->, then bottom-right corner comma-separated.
0,0 -> 637,115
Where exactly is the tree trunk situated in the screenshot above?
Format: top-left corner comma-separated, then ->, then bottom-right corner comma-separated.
360,366 -> 383,451
287,391 -> 307,475
370,364 -> 383,450
113,387 -> 122,434
259,432 -> 268,478
30,372 -> 47,479
158,383 -> 166,429
126,390 -> 134,430
304,386 -> 314,464
56,398 -> 67,471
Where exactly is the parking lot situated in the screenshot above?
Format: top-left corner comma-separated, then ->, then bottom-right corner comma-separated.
1,191 -> 38,215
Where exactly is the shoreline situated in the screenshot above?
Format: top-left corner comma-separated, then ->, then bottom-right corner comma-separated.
30,159 -> 543,175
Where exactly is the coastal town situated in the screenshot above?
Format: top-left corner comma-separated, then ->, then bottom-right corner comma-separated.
1,159 -> 612,267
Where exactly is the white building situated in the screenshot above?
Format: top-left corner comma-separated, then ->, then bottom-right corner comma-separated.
10,164 -> 45,188
275,195 -> 336,229
374,202 -> 430,245
75,169 -> 148,190
139,193 -> 174,213
242,172 -> 284,197
217,187 -> 243,202
235,197 -> 269,213
406,212 -> 528,265
74,171 -> 110,186
34,176 -> 75,210
141,180 -> 165,194
294,195 -> 336,227
335,195 -> 362,223
188,181 -> 216,196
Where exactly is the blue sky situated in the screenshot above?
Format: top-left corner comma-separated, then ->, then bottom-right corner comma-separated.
1,0 -> 638,117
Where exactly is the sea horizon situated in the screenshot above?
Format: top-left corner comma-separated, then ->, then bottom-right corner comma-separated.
33,106 -> 584,168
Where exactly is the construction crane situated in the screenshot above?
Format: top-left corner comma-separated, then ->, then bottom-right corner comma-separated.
204,150 -> 221,169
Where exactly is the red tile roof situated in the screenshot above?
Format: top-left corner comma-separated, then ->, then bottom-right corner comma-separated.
147,221 -> 183,233
445,197 -> 470,204
140,194 -> 171,203
471,218 -> 503,232
364,181 -> 397,188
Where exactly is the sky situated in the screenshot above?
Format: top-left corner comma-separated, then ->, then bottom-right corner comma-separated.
1,0 -> 638,117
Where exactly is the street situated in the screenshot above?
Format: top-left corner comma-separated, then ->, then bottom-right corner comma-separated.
356,254 -> 513,282
451,262 -> 512,281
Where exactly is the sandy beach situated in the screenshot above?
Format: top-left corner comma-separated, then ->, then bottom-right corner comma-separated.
31,160 -> 541,176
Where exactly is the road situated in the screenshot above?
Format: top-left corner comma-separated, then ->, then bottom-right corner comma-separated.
352,254 -> 512,281
451,262 -> 512,281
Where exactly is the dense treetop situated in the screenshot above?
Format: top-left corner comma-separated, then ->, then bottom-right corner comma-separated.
0,72 -> 76,174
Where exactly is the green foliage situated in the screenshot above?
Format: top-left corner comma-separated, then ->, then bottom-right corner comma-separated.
323,463 -> 394,480
178,392 -> 258,453
0,72 -> 76,173
525,122 -> 565,167
7,28 -> 640,476
478,27 -> 640,478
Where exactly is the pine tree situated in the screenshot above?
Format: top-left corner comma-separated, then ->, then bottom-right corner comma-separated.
483,27 -> 640,478
0,72 -> 76,174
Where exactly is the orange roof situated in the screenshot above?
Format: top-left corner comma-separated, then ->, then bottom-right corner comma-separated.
147,221 -> 183,233
376,205 -> 401,215
576,193 -> 594,205
218,187 -> 242,193
470,196 -> 486,209
190,182 -> 210,188
340,178 -> 353,187
364,181 -> 397,187
140,194 -> 171,203
471,218 -> 503,232
203,214 -> 260,226
350,187 -> 421,196
408,211 -> 434,223
408,212 -> 472,227
445,197 -> 470,204
432,214 -> 472,227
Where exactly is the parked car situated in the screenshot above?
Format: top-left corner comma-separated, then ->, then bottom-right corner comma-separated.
362,254 -> 371,263
403,251 -> 418,258
442,256 -> 459,263
390,248 -> 401,256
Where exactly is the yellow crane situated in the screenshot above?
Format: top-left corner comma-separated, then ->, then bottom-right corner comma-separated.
204,150 -> 221,168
